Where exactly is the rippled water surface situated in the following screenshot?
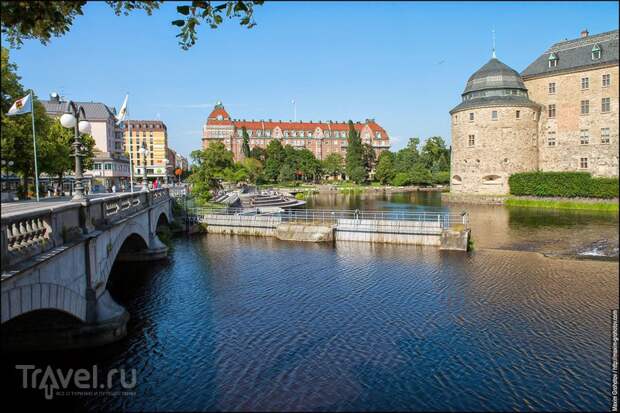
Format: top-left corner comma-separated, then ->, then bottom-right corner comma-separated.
3,192 -> 618,411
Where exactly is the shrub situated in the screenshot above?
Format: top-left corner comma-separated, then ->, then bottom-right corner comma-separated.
508,171 -> 619,199
391,172 -> 412,186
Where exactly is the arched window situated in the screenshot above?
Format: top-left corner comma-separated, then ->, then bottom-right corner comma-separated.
451,175 -> 462,185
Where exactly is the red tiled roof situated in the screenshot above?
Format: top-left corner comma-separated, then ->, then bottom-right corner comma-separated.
205,104 -> 389,138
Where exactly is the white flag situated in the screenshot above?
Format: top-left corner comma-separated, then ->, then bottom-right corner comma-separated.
115,94 -> 128,125
7,93 -> 32,116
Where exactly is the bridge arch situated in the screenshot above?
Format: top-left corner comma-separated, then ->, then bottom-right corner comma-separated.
1,282 -> 87,323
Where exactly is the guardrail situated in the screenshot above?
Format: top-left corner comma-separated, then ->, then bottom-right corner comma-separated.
188,207 -> 468,229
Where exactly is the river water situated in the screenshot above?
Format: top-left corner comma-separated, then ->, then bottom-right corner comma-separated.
3,192 -> 618,411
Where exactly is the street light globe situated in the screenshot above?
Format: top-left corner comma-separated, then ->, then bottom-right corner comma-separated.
60,113 -> 77,128
78,120 -> 91,134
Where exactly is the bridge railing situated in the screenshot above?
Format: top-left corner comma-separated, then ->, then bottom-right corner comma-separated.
1,189 -> 170,271
188,207 -> 468,229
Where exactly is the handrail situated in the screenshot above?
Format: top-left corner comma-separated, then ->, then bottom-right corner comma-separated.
188,206 -> 469,229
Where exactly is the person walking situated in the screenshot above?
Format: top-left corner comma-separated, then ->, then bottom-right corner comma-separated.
112,184 -> 117,193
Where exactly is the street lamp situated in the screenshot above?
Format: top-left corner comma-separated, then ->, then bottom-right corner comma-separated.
61,102 -> 91,201
140,143 -> 149,191
164,159 -> 170,185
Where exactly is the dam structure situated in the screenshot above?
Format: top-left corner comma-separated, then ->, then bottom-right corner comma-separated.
187,207 -> 470,250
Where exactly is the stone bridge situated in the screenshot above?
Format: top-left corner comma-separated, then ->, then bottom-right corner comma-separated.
0,188 -> 173,351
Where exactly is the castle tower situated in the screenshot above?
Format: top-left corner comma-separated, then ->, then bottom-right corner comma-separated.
202,101 -> 235,152
449,58 -> 540,194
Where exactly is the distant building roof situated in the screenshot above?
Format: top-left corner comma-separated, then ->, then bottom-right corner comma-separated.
205,103 -> 389,138
521,29 -> 619,79
41,99 -> 116,121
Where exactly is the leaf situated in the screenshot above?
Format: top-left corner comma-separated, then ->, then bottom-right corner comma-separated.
177,5 -> 190,15
234,1 -> 248,12
172,19 -> 185,26
214,14 -> 223,24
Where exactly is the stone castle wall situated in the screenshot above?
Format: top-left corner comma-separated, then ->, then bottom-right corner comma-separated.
450,105 -> 539,195
525,65 -> 619,177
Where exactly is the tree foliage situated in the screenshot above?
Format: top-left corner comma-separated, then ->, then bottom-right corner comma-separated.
1,1 -> 264,50
241,126 -> 251,158
322,153 -> 344,178
345,121 -> 366,183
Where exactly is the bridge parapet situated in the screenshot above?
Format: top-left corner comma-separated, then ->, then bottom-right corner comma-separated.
1,188 -> 170,271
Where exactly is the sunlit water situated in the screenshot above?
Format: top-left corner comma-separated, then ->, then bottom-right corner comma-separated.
3,192 -> 618,411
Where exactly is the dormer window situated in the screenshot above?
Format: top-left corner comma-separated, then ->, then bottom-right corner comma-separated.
591,44 -> 601,60
216,115 -> 223,120
548,53 -> 558,68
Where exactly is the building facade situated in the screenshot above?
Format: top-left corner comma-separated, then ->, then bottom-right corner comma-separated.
202,102 -> 390,161
450,29 -> 619,195
42,94 -> 130,188
123,120 -> 173,182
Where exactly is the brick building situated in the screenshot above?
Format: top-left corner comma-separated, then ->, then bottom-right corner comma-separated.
450,29 -> 619,195
202,102 -> 391,161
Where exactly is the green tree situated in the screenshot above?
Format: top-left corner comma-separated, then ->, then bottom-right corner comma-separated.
241,126 -> 251,158
264,139 -> 285,182
277,164 -> 296,184
39,120 -> 96,188
188,142 -> 234,203
296,148 -> 322,182
374,150 -> 395,185
1,1 -> 264,50
249,146 -> 266,162
1,46 -> 53,197
421,136 -> 450,172
322,153 -> 344,179
362,143 -> 376,175
240,157 -> 263,184
394,137 -> 420,174
345,121 -> 365,183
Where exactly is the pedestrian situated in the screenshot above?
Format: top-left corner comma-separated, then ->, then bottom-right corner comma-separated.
153,179 -> 158,189
112,184 -> 116,193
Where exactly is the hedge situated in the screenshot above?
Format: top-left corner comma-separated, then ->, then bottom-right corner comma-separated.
508,171 -> 619,199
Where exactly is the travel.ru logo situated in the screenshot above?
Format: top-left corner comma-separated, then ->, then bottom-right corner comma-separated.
16,365 -> 137,400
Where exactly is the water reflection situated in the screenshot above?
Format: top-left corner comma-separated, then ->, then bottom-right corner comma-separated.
306,191 -> 619,257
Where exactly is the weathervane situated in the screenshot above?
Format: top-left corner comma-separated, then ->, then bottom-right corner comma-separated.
492,27 -> 496,59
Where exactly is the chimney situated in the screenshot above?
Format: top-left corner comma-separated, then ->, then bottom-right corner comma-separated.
581,29 -> 589,38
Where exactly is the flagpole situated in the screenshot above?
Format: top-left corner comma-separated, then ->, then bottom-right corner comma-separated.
30,90 -> 40,202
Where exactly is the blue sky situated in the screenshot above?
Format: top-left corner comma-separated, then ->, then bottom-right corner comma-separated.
4,1 -> 619,157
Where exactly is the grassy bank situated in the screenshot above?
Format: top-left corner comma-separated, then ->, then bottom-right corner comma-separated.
506,197 -> 619,212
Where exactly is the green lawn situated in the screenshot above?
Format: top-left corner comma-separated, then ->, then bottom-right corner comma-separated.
505,197 -> 619,212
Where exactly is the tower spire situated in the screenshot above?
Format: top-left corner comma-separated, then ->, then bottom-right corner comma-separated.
492,27 -> 496,58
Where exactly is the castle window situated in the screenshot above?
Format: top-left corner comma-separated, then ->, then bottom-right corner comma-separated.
469,113 -> 474,121
451,175 -> 462,185
602,74 -> 611,87
516,110 -> 520,119
468,134 -> 475,147
581,77 -> 589,90
216,115 -> 223,120
548,104 -> 556,118
601,128 -> 610,144
601,97 -> 611,113
548,82 -> 556,94
491,110 -> 498,120
580,129 -> 589,145
548,53 -> 558,67
237,130 -> 243,137
580,157 -> 588,169
580,100 -> 589,115
547,132 -> 556,146
591,44 -> 601,60
375,132 -> 382,139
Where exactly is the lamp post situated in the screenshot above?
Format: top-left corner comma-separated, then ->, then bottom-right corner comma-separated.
140,143 -> 149,191
164,159 -> 170,185
60,102 -> 91,201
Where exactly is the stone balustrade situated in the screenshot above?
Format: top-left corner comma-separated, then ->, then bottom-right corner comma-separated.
1,188 -> 170,271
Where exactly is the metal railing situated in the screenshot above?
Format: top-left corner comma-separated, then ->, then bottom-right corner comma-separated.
188,207 -> 468,229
